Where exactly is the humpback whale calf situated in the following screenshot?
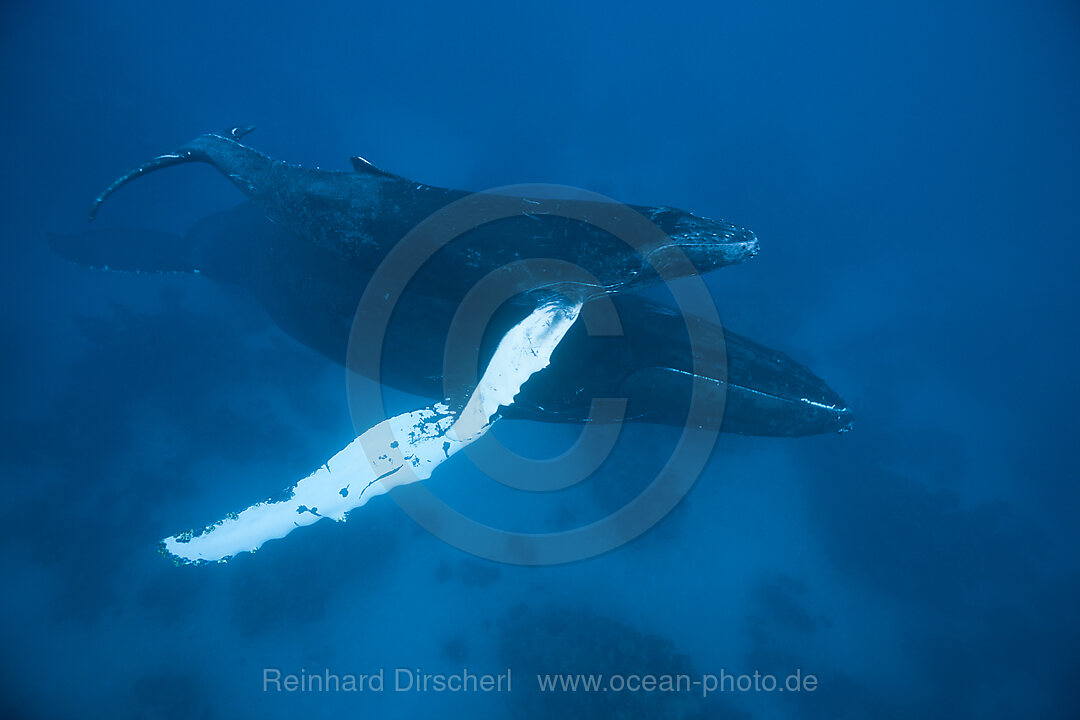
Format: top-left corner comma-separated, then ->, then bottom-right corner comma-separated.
67,130 -> 850,563
89,127 -> 759,300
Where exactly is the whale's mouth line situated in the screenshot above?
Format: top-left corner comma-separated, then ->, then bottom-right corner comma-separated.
618,236 -> 759,284
672,238 -> 760,258
645,367 -> 849,412
674,239 -> 757,249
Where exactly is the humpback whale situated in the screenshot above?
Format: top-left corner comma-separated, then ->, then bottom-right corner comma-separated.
54,203 -> 852,436
65,129 -> 850,563
89,128 -> 759,300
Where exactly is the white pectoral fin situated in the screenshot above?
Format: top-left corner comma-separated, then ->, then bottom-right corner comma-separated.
161,297 -> 582,565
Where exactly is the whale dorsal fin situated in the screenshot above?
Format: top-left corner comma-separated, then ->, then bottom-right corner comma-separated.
349,155 -> 398,179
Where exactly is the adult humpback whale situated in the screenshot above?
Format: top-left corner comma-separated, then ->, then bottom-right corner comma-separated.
54,203 -> 852,436
71,129 -> 850,563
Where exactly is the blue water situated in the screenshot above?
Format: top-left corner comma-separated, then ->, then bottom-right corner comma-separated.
2,1 -> 1078,717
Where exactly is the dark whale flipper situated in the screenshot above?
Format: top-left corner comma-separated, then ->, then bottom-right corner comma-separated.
88,126 -> 262,221
46,228 -> 199,274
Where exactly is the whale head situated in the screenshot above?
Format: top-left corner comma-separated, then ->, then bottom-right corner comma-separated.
639,206 -> 759,280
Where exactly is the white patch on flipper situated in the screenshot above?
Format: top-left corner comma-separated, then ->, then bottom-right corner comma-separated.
161,298 -> 582,565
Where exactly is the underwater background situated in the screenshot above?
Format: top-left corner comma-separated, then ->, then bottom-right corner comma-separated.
2,0 -> 1079,717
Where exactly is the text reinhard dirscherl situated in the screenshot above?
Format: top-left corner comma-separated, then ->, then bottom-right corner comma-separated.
263,668 -> 512,694
263,668 -> 819,698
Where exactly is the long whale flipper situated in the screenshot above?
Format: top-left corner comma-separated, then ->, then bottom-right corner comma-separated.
160,296 -> 582,565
